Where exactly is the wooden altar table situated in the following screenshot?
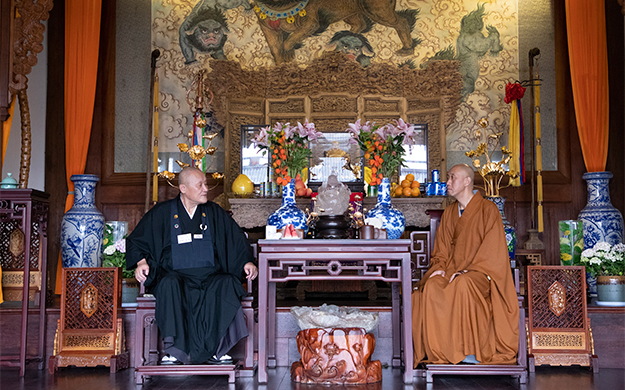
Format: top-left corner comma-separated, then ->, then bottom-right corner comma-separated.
257,239 -> 414,384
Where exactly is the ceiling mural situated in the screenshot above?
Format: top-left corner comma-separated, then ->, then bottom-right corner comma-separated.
151,0 -> 519,173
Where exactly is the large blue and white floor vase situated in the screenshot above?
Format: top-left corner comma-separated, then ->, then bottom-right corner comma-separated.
578,171 -> 624,248
485,196 -> 517,261
365,178 -> 405,239
267,179 -> 308,234
61,174 -> 105,268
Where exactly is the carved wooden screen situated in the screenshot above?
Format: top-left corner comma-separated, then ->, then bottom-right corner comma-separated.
54,267 -> 123,362
526,266 -> 597,370
0,195 -> 48,301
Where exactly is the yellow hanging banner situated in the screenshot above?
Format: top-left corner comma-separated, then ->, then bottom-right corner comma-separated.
535,76 -> 544,232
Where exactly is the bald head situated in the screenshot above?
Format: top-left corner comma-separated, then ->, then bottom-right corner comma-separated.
452,164 -> 474,186
179,167 -> 204,186
178,167 -> 209,209
446,164 -> 475,207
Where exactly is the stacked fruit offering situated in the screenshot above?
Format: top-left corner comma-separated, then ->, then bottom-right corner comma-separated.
392,173 -> 421,197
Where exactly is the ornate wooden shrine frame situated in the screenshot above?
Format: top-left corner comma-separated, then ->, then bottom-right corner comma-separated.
49,267 -> 129,373
526,266 -> 598,372
208,52 -> 463,191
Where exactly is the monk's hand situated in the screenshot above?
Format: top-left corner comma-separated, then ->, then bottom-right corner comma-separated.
135,259 -> 150,283
429,270 -> 445,279
449,270 -> 468,283
244,262 -> 258,281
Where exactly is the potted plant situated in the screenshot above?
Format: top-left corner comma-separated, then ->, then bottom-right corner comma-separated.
580,242 -> 625,305
102,223 -> 139,304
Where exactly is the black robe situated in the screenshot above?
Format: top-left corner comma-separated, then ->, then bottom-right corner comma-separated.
126,195 -> 254,364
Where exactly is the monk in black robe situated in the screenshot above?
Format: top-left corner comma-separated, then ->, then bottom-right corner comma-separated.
127,167 -> 258,364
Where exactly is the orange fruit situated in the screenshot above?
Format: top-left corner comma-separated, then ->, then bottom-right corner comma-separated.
405,173 -> 415,182
402,187 -> 412,196
411,180 -> 420,189
401,179 -> 411,188
411,187 -> 421,197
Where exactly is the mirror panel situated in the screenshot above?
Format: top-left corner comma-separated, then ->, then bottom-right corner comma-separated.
399,124 -> 428,183
241,125 -> 270,184
308,132 -> 363,191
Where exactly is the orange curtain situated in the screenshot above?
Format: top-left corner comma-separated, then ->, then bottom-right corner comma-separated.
1,94 -> 16,167
55,0 -> 102,294
565,0 -> 609,172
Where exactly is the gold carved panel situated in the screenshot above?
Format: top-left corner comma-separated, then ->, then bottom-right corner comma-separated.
311,94 -> 358,113
268,97 -> 306,114
80,283 -> 98,318
310,117 -> 358,133
548,281 -> 566,316
63,334 -> 115,350
534,353 -> 590,367
363,97 -> 403,113
9,228 -> 25,257
228,98 -> 264,113
2,270 -> 40,287
532,331 -> 586,350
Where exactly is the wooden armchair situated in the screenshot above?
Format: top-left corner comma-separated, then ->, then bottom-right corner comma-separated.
414,209 -> 528,383
133,249 -> 257,385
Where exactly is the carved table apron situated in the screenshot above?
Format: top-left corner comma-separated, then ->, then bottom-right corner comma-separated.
257,239 -> 414,384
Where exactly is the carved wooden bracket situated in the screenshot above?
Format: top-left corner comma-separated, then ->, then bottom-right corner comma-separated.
7,0 -> 53,187
10,0 -> 53,92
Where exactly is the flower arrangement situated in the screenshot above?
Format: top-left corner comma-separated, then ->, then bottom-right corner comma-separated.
102,224 -> 133,279
345,119 -> 416,186
580,241 -> 625,277
252,120 -> 323,186
465,118 -> 519,197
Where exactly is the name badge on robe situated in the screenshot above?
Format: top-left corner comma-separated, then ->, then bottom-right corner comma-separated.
177,233 -> 192,244
170,201 -> 215,270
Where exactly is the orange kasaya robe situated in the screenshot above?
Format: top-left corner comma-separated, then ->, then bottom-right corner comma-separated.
412,193 -> 519,366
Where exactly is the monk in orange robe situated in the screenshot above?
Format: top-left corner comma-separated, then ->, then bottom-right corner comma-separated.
412,164 -> 519,366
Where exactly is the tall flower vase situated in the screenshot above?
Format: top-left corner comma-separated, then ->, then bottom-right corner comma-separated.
61,174 -> 105,267
366,178 -> 405,239
485,196 -> 517,260
267,179 -> 308,234
578,172 -> 624,248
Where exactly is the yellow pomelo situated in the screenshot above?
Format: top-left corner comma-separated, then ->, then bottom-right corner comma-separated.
232,174 -> 254,196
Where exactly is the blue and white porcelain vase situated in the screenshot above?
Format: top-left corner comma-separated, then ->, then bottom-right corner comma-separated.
267,179 -> 308,234
61,174 -> 105,267
578,171 -> 624,248
486,196 -> 517,260
366,178 -> 405,239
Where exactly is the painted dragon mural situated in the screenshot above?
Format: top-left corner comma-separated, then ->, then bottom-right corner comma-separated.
252,0 -> 419,64
150,0 -> 520,173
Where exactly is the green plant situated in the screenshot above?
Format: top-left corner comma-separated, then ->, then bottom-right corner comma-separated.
559,221 -> 583,265
102,224 -> 134,279
580,242 -> 625,277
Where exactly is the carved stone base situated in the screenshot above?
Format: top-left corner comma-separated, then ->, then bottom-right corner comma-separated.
291,328 -> 382,384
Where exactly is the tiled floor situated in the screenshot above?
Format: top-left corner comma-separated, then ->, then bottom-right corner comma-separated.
1,365 -> 623,390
